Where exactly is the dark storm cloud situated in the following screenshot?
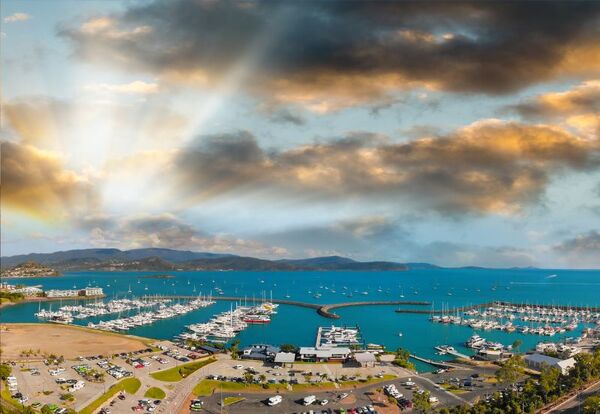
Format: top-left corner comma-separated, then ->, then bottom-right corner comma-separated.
59,1 -> 600,110
171,121 -> 600,215
554,230 -> 600,267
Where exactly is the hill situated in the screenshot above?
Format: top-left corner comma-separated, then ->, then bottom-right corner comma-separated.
0,249 -> 413,271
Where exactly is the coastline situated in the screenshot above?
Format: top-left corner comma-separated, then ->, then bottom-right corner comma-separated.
0,294 -> 106,309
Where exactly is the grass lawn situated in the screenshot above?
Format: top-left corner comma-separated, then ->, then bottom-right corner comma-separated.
144,387 -> 166,399
222,396 -> 246,406
1,383 -> 22,412
150,357 -> 216,382
79,377 -> 141,414
193,375 -> 396,397
193,380 -> 288,396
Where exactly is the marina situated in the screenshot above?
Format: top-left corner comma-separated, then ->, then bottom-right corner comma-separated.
2,268 -> 600,371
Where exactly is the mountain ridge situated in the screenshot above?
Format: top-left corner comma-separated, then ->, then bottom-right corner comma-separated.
0,248 -> 415,271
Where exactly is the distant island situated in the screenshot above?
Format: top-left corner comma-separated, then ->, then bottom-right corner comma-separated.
0,248 -> 423,272
138,274 -> 176,279
0,261 -> 60,278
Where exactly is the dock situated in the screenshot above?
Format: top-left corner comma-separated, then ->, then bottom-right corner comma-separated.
434,346 -> 472,360
409,354 -> 456,369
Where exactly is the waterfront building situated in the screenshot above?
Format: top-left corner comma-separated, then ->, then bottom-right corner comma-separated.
524,353 -> 576,375
11,286 -> 43,296
354,352 -> 376,367
274,352 -> 296,367
83,287 -> 103,296
241,344 -> 280,361
299,346 -> 351,362
46,289 -> 79,298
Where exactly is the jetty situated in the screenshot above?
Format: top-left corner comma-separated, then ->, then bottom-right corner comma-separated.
409,354 -> 457,369
434,346 -> 471,360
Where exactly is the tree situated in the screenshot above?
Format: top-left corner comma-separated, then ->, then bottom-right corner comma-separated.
0,363 -> 11,379
512,339 -> 523,353
413,390 -> 432,413
392,347 -> 415,370
496,355 -> 525,385
229,339 -> 241,360
280,344 -> 298,353
243,372 -> 254,384
539,366 -> 561,401
259,374 -> 267,384
583,395 -> 600,414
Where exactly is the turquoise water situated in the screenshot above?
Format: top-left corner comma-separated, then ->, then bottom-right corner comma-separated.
1,268 -> 598,371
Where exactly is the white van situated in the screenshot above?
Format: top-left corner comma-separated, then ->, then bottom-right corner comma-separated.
267,395 -> 282,406
303,395 -> 316,406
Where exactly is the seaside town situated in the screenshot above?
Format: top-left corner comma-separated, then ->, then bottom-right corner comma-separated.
1,280 -> 600,414
3,0 -> 600,414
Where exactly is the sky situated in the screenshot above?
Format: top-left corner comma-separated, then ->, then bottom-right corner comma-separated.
1,0 -> 599,268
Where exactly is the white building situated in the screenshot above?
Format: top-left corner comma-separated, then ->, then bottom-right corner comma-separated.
298,347 -> 351,362
46,289 -> 79,298
524,353 -> 576,375
83,287 -> 103,296
12,286 -> 43,296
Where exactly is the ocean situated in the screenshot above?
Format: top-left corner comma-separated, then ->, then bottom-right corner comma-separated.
1,268 -> 598,371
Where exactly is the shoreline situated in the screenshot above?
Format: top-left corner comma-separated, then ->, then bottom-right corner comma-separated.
0,294 -> 106,309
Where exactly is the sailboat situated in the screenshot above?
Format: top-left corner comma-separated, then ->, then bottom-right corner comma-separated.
127,285 -> 132,294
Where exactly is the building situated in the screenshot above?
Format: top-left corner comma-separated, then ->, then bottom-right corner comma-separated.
524,353 -> 576,375
299,347 -> 351,362
241,344 -> 280,361
82,287 -> 103,296
274,352 -> 296,367
46,289 -> 79,298
11,286 -> 44,296
354,352 -> 377,367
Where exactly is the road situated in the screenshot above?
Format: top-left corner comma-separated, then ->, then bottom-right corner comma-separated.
545,380 -> 600,414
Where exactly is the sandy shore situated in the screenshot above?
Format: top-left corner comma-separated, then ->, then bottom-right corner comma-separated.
0,323 -> 154,359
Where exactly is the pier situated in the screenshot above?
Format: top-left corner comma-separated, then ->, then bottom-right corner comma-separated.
434,346 -> 472,360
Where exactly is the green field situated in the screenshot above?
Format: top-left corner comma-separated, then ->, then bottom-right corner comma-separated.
144,387 -> 166,399
150,357 -> 216,382
79,377 -> 141,414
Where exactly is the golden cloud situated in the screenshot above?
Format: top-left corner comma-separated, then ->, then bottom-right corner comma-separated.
171,121 -> 600,215
0,141 -> 99,219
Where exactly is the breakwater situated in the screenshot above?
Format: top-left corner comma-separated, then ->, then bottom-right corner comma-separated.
154,295 -> 431,319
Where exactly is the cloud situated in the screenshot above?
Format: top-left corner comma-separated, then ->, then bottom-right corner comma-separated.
84,80 -> 159,95
58,1 -> 600,111
554,230 -> 600,268
86,213 -> 288,257
4,13 -> 31,23
259,106 -> 306,126
408,241 -> 538,268
171,120 -> 600,215
1,96 -> 189,156
0,141 -> 99,219
509,81 -> 600,137
512,81 -> 600,118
